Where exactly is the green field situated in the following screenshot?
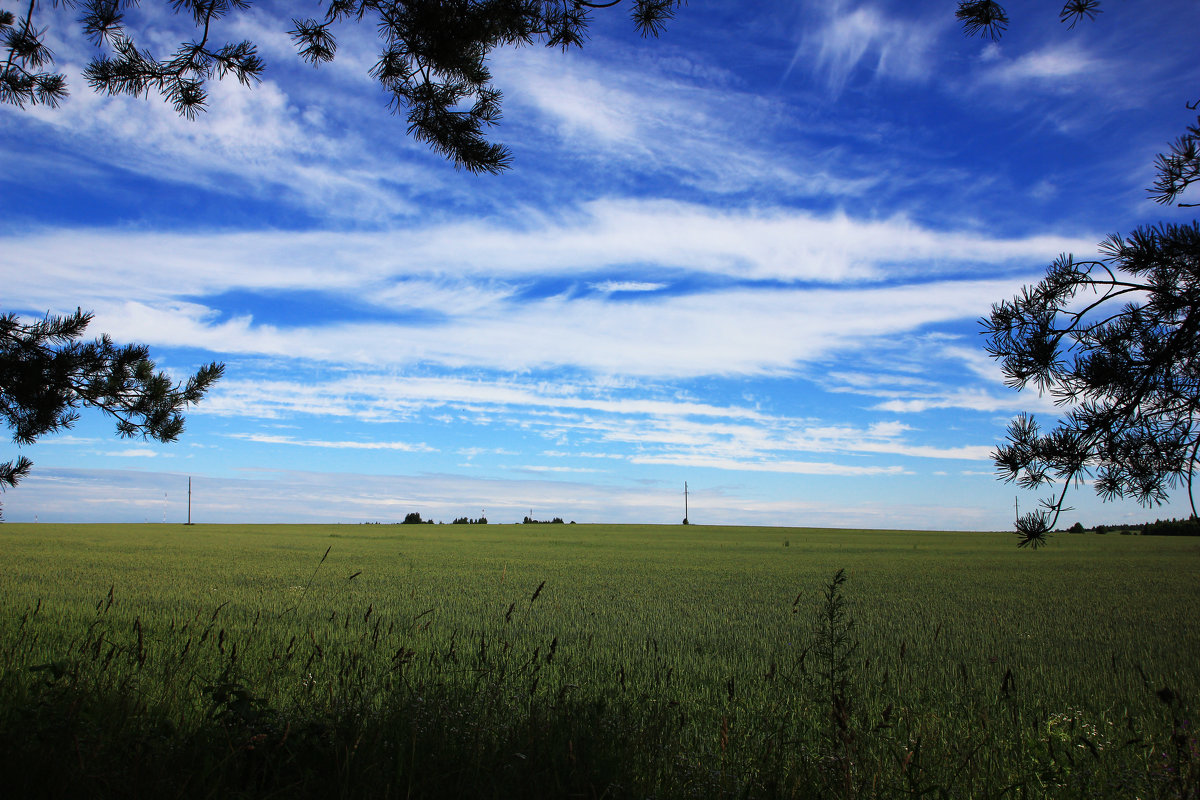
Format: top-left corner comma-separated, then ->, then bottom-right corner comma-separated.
1,523 -> 1197,798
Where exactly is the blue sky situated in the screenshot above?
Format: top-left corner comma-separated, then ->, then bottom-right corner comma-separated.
2,0 -> 1197,528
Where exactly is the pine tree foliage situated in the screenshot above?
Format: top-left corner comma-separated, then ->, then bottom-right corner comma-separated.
954,0 -> 1102,40
982,224 -> 1200,547
0,309 -> 223,518
960,1 -> 1200,547
0,0 -> 683,173
1151,113 -> 1200,209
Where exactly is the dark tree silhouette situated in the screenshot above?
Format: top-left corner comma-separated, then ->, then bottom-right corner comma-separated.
982,223 -> 1200,546
0,310 -> 223,518
959,1 -> 1200,546
1,0 -> 683,174
955,0 -> 1103,40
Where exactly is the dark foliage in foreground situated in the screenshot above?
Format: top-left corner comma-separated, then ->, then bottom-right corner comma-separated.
982,224 -> 1200,547
1,0 -> 683,174
0,571 -> 1195,799
959,1 -> 1200,547
955,1 -> 1103,41
0,309 -> 222,519
958,4 -> 1200,548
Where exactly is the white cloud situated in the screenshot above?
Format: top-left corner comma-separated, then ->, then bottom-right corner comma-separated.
589,281 -> 667,293
227,433 -> 435,452
788,3 -> 945,94
201,372 -> 998,479
497,45 -> 879,197
103,448 -> 160,458
204,375 -> 775,422
33,435 -> 100,446
128,275 -> 1050,378
510,60 -> 640,144
817,337 -> 1066,417
872,393 -> 1010,413
979,42 -> 1104,86
630,453 -> 907,477
9,56 -> 431,221
3,202 -> 1095,311
970,41 -> 1135,115
511,465 -> 601,474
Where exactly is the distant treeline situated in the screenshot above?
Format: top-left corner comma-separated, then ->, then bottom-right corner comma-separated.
1063,516 -> 1199,536
381,513 -> 574,525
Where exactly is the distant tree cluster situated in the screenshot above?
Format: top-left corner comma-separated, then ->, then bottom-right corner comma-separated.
402,512 -> 434,525
452,516 -> 488,525
1139,516 -> 1200,536
523,516 -> 565,524
1062,516 -> 1198,536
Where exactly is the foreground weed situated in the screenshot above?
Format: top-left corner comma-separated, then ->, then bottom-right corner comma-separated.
813,567 -> 859,798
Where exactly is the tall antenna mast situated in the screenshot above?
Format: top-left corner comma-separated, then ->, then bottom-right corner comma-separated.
188,477 -> 192,525
683,481 -> 689,525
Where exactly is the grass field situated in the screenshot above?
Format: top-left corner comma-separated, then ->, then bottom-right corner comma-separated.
0,523 -> 1197,798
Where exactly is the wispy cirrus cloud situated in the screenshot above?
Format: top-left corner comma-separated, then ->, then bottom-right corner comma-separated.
967,39 -> 1148,123
819,340 -> 1064,416
227,433 -> 435,452
201,375 -> 774,423
103,448 -> 163,458
497,44 -> 881,197
630,454 -> 907,476
2,197 -> 1097,387
4,201 -> 1096,308
201,371 -> 997,479
9,74 -> 427,221
869,391 -> 1050,415
68,277 -> 1036,378
5,6 -> 441,224
589,280 -> 668,294
785,2 -> 946,94
976,41 -> 1109,89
